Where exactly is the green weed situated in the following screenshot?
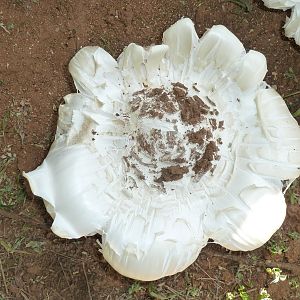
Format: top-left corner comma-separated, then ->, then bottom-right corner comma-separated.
225,0 -> 252,12
226,285 -> 250,300
289,278 -> 300,289
0,158 -> 26,208
186,286 -> 200,297
267,239 -> 288,255
284,67 -> 298,82
259,288 -> 271,300
25,241 -> 45,253
293,108 -> 300,118
288,179 -> 300,205
288,231 -> 300,240
128,282 -> 145,295
0,237 -> 24,254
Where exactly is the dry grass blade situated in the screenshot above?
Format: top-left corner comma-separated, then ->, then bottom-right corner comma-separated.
163,284 -> 186,300
83,262 -> 93,300
0,23 -> 10,34
59,261 -> 71,291
284,90 -> 300,99
0,258 -> 8,295
194,262 -> 224,289
213,251 -> 300,275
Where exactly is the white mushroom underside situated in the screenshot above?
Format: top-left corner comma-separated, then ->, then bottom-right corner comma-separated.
24,18 -> 300,281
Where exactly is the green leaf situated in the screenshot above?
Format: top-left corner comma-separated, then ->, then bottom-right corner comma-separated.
225,0 -> 252,12
25,240 -> 45,253
293,108 -> 300,118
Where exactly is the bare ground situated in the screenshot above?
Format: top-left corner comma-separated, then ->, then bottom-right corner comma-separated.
0,0 -> 299,299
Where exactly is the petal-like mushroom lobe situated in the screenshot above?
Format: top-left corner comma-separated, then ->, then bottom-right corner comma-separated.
209,186 -> 286,251
163,18 -> 198,66
194,25 -> 245,71
285,4 -> 300,45
24,145 -> 112,238
102,207 -> 207,281
118,44 -> 169,90
253,88 -> 300,179
262,0 -> 300,45
69,46 -> 123,111
234,51 -> 267,91
262,0 -> 299,10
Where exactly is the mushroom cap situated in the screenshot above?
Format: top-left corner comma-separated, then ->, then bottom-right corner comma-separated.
24,18 -> 300,281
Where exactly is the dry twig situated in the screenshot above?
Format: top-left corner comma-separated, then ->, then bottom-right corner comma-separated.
0,258 -> 8,295
283,90 -> 300,99
194,262 -> 225,289
212,251 -> 300,275
83,262 -> 93,300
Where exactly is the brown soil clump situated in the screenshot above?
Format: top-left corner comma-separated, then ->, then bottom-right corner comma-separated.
130,84 -> 223,182
157,166 -> 189,182
136,133 -> 154,155
193,158 -> 212,174
130,87 -> 177,119
172,82 -> 188,98
209,118 -> 217,130
178,96 -> 208,125
193,141 -> 219,175
187,129 -> 207,145
130,84 -> 212,126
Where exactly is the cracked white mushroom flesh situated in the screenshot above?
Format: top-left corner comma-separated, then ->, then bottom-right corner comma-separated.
263,0 -> 300,45
23,18 -> 300,281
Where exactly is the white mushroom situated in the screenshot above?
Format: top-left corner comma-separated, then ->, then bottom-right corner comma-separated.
23,18 -> 300,281
263,0 -> 300,45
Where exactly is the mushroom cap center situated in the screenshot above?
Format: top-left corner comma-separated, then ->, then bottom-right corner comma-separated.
125,83 -> 224,188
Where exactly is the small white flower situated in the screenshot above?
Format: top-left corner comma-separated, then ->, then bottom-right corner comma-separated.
24,18 -> 300,281
259,287 -> 272,300
262,0 -> 300,45
266,267 -> 287,284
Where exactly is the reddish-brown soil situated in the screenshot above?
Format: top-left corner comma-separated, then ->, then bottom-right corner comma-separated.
0,0 -> 299,299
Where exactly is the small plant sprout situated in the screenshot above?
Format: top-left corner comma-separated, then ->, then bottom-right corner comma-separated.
289,278 -> 300,289
284,67 -> 298,82
267,239 -> 288,255
266,267 -> 287,284
226,286 -> 250,300
186,286 -> 200,297
24,18 -> 300,280
259,288 -> 272,300
288,231 -> 300,240
6,23 -> 14,31
238,285 -> 250,300
128,282 -> 144,295
225,0 -> 253,12
226,291 -> 235,300
25,240 -> 45,253
288,178 -> 300,204
0,237 -> 25,254
293,108 -> 300,118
